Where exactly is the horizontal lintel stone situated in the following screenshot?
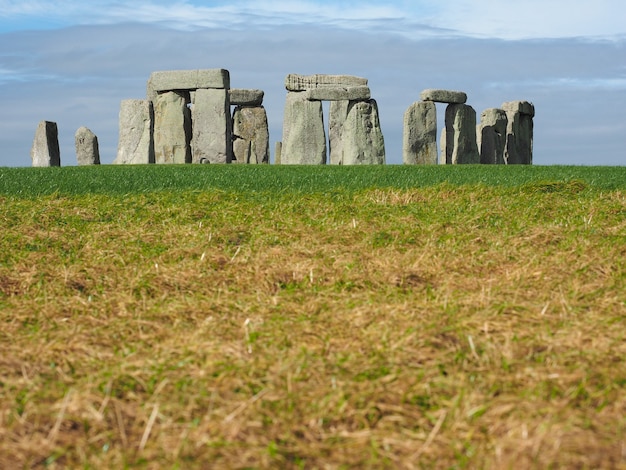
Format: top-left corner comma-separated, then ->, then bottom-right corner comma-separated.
147,69 -> 230,101
420,89 -> 467,104
502,100 -> 535,117
229,89 -> 264,106
305,86 -> 371,102
286,74 -> 368,91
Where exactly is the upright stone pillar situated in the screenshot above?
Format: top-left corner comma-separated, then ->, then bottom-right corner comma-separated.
192,88 -> 232,164
445,104 -> 480,164
329,100 -> 349,165
114,99 -> 154,165
403,101 -> 437,165
503,101 -> 534,165
478,108 -> 508,164
281,91 -> 326,165
31,121 -> 60,167
232,106 -> 269,164
75,127 -> 100,165
153,91 -> 192,164
340,100 -> 385,165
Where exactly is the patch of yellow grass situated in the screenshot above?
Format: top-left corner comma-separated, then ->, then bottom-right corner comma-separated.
1,188 -> 625,468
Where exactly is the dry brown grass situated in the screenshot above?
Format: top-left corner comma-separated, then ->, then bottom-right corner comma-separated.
1,187 -> 625,469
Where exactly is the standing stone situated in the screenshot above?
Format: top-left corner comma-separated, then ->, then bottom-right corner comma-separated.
403,101 -> 437,165
340,99 -> 385,165
153,91 -> 192,164
232,106 -> 269,164
477,108 -> 508,164
275,142 -> 282,165
502,101 -> 534,165
75,127 -> 100,165
439,127 -> 447,164
192,88 -> 232,164
445,104 -> 480,164
114,99 -> 154,165
281,91 -> 326,165
329,100 -> 349,165
31,121 -> 60,167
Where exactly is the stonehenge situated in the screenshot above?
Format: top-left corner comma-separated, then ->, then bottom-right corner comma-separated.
114,100 -> 154,165
404,89 -> 534,165
502,101 -> 535,165
75,126 -> 100,165
280,74 -> 385,165
30,68 -> 534,167
116,69 -> 269,165
31,121 -> 60,167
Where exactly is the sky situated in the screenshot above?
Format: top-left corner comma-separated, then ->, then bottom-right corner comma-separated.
0,0 -> 625,167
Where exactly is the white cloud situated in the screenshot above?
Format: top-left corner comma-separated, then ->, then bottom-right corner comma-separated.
2,0 -> 625,39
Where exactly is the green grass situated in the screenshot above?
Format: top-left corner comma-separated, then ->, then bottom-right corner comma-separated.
1,165 -> 625,468
1,164 -> 625,196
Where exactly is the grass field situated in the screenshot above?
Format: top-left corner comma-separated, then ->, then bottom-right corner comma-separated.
1,165 -> 625,468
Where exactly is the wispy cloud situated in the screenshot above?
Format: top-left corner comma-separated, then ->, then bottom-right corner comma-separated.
1,0 -> 625,39
486,77 -> 626,92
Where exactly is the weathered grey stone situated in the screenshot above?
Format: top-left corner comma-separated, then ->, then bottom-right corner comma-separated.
503,102 -> 534,165
75,127 -> 100,165
477,108 -> 508,165
339,99 -> 385,165
444,104 -> 480,164
274,142 -> 282,165
229,89 -> 264,107
502,100 -> 535,117
403,101 -> 437,165
192,88 -> 232,164
232,106 -> 269,164
285,74 -> 368,92
147,69 -> 230,101
305,86 -> 371,102
329,100 -> 349,165
153,91 -> 192,164
31,121 -> 60,167
281,92 -> 326,164
439,127 -> 446,164
420,89 -> 467,104
114,100 -> 154,165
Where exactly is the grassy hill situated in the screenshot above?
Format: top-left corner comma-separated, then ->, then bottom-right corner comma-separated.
1,165 -> 625,468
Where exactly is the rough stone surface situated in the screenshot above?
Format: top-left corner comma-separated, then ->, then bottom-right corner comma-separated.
229,89 -> 264,106
274,142 -> 282,165
153,91 -> 192,164
285,74 -> 368,92
444,104 -> 480,164
329,100 -> 349,165
192,88 -> 232,164
502,100 -> 535,117
31,121 -> 60,167
75,127 -> 100,165
305,86 -> 371,102
114,100 -> 154,165
339,99 -> 385,165
147,69 -> 230,101
439,127 -> 446,164
477,108 -> 508,164
503,104 -> 534,165
232,106 -> 269,164
281,91 -> 326,164
403,101 -> 438,165
420,89 -> 468,104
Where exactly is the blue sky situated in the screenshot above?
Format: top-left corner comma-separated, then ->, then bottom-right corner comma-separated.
0,0 -> 625,166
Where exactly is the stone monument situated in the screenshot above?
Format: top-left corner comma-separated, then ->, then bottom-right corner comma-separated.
31,121 -> 60,167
